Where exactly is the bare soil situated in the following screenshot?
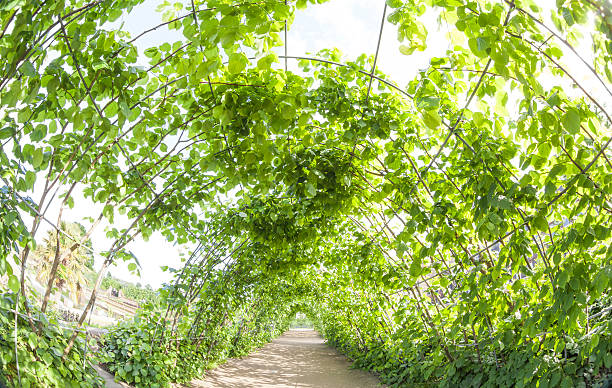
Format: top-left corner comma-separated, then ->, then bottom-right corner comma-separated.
184,329 -> 384,388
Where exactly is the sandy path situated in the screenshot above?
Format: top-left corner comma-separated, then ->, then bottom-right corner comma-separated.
185,329 -> 384,388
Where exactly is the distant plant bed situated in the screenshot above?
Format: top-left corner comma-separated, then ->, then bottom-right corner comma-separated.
101,274 -> 159,305
54,306 -> 81,323
0,293 -> 103,388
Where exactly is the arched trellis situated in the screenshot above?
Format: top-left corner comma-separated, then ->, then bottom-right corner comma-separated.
1,0 -> 612,387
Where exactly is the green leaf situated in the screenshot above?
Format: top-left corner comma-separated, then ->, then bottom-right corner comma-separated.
422,111 -> 441,129
0,126 -> 16,139
92,60 -> 109,71
557,271 -> 569,288
228,53 -> 248,74
497,197 -> 513,210
144,47 -> 158,58
8,274 -> 19,293
2,80 -> 21,106
476,37 -> 490,52
305,183 -> 316,198
468,38 -> 488,57
562,109 -> 581,134
47,76 -> 60,95
257,52 -> 277,70
532,214 -> 548,232
548,164 -> 565,179
410,257 -> 422,277
546,93 -> 561,107
590,333 -> 599,350
386,0 -> 403,6
25,171 -> 36,188
21,61 -> 37,77
416,96 -> 440,111
399,43 -> 424,55
561,8 -> 574,26
32,148 -> 43,168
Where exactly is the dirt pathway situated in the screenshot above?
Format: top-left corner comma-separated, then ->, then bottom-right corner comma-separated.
185,329 -> 384,388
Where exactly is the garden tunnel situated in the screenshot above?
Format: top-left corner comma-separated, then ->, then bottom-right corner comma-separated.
1,0 -> 612,387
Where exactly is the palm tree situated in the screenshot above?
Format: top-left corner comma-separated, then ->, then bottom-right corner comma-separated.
34,221 -> 92,306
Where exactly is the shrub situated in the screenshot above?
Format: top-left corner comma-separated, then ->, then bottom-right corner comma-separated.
102,307 -> 291,387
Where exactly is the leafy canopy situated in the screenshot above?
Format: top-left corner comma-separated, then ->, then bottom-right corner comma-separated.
1,0 -> 612,387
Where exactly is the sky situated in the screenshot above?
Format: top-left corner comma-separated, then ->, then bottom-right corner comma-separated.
22,0 -> 610,289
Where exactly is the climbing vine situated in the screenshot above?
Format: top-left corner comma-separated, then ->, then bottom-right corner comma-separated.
0,0 -> 611,387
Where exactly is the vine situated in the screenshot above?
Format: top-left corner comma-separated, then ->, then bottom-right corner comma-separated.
0,0 -> 611,387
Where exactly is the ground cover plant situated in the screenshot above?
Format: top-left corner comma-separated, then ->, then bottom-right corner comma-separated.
0,0 -> 611,387
0,293 -> 103,387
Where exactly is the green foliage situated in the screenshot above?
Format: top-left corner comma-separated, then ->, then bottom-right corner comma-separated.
320,306 -> 612,388
1,0 -> 612,387
102,313 -> 179,388
311,247 -> 612,387
0,293 -> 103,388
0,188 -> 30,293
102,299 -> 291,387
